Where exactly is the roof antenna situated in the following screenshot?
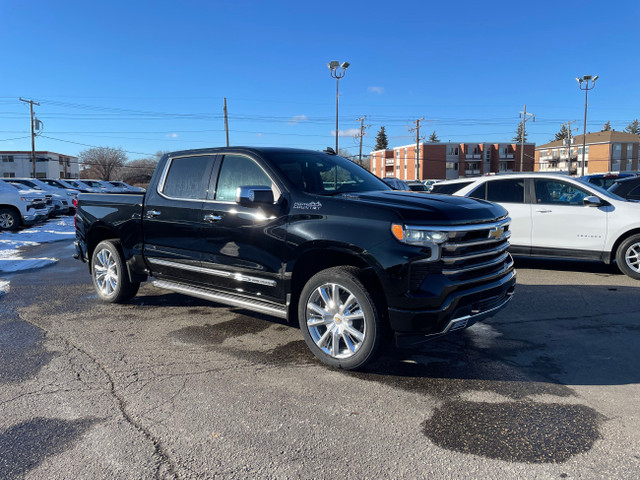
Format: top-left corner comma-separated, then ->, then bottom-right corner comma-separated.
323,147 -> 336,155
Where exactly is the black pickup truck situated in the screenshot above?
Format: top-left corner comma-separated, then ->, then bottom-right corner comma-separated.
74,147 -> 515,369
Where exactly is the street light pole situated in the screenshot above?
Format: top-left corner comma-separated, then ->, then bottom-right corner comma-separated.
576,75 -> 598,177
327,61 -> 350,152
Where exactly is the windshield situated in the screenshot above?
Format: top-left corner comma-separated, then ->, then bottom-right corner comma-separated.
430,181 -> 474,195
267,152 -> 390,196
574,178 -> 626,202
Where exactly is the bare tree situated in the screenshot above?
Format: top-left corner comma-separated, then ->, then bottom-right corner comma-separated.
79,147 -> 128,180
120,158 -> 159,186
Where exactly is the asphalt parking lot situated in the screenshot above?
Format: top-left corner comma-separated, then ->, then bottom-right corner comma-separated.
1,239 -> 639,479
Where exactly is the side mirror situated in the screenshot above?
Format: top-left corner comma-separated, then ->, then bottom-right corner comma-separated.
583,195 -> 603,207
236,186 -> 274,207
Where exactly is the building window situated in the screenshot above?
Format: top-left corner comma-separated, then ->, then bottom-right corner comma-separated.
1,155 -> 14,162
445,162 -> 458,170
3,172 -> 15,177
447,147 -> 459,156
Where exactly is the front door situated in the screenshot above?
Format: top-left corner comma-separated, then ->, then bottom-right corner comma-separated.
530,178 -> 607,254
199,153 -> 287,303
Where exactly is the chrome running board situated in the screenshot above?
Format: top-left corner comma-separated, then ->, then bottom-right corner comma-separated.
152,280 -> 288,319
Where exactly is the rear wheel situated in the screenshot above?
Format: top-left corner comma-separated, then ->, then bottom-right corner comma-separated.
91,240 -> 140,303
298,266 -> 382,370
616,234 -> 640,280
0,208 -> 20,231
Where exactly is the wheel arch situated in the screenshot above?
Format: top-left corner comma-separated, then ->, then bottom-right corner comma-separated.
609,228 -> 640,263
86,225 -> 146,283
288,245 -> 388,327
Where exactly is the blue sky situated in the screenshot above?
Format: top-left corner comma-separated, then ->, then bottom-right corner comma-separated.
1,0 -> 639,161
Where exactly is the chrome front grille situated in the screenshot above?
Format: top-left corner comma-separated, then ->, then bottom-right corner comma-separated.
441,218 -> 513,283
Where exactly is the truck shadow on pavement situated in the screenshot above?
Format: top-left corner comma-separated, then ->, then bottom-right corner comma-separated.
163,282 -> 638,464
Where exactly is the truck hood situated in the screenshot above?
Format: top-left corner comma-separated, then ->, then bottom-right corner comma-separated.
337,190 -> 508,225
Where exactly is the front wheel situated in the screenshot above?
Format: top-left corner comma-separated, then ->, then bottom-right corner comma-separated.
91,240 -> 140,303
298,266 -> 383,370
0,208 -> 20,231
616,234 -> 640,280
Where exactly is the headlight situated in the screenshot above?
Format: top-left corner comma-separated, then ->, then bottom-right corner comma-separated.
391,224 -> 448,246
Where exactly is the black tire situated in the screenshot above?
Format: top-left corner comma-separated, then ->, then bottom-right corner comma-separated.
615,234 -> 640,280
298,266 -> 382,370
0,208 -> 20,231
91,240 -> 140,303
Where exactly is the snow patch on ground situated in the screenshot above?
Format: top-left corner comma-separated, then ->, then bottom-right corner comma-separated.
0,279 -> 9,298
0,217 -> 75,274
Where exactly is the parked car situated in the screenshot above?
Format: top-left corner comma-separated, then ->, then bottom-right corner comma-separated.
423,179 -> 443,192
608,176 -> 640,201
430,173 -> 640,279
63,180 -> 103,193
382,177 -> 410,190
41,178 -> 81,198
75,147 -> 516,370
0,179 -> 49,230
81,179 -> 125,193
108,181 -> 146,193
7,182 -> 56,217
581,173 -> 637,189
8,178 -> 75,215
406,181 -> 429,192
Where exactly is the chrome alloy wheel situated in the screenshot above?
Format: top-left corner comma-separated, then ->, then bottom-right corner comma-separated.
306,283 -> 366,359
0,213 -> 15,229
625,241 -> 640,274
93,248 -> 118,296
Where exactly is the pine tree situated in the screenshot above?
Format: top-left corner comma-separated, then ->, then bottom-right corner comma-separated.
512,122 -> 527,143
428,130 -> 439,143
554,124 -> 569,141
374,126 -> 389,151
624,119 -> 640,136
602,121 -> 612,131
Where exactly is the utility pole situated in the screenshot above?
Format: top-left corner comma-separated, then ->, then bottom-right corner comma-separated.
409,118 -> 424,180
519,105 -> 535,172
562,120 -> 578,173
223,97 -> 230,147
355,115 -> 370,166
19,97 -> 40,177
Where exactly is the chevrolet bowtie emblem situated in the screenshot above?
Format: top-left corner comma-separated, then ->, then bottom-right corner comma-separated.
488,226 -> 504,239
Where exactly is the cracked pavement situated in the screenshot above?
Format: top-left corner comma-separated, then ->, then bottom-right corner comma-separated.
1,240 -> 639,479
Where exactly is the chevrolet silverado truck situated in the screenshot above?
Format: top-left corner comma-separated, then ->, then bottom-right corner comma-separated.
74,147 -> 516,369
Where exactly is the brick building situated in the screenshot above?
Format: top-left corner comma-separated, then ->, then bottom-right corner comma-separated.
370,142 -> 534,181
535,131 -> 640,174
0,151 -> 80,179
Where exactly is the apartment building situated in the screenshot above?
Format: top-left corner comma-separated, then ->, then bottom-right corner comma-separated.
535,131 -> 639,174
370,142 -> 534,181
0,151 -> 80,179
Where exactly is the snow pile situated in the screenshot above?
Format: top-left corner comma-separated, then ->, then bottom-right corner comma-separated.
0,279 -> 8,297
0,217 -> 75,273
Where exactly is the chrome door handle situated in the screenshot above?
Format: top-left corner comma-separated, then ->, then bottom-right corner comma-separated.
203,213 -> 222,222
146,210 -> 161,217
536,209 -> 552,213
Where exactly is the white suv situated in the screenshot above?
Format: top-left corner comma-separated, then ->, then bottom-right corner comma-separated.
0,180 -> 49,230
430,173 -> 640,279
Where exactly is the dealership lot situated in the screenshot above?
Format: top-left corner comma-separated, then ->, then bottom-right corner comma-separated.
1,239 -> 639,479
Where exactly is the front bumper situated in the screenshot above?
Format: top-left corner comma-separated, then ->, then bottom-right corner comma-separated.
23,211 -> 49,225
390,268 -> 516,344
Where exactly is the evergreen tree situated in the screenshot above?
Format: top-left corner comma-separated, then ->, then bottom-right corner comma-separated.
428,130 -> 439,143
624,119 -> 640,136
554,124 -> 569,141
602,121 -> 612,131
373,126 -> 389,151
512,122 -> 527,143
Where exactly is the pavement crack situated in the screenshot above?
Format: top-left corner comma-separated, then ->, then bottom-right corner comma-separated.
13,315 -> 181,480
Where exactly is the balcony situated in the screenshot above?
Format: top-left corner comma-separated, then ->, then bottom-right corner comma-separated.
465,169 -> 481,175
499,154 -> 514,159
465,154 -> 481,159
385,160 -> 394,166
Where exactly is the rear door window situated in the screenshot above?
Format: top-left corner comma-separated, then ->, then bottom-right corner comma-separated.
486,179 -> 525,203
161,155 -> 214,200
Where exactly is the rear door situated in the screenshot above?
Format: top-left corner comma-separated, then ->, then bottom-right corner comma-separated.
143,154 -> 216,282
468,178 -> 532,249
